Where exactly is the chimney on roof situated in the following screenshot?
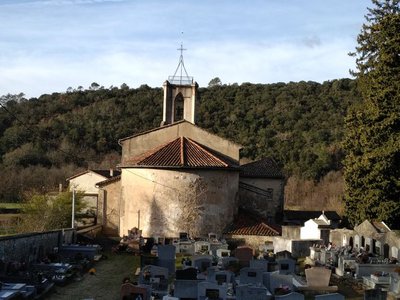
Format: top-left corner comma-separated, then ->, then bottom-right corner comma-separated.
110,169 -> 114,177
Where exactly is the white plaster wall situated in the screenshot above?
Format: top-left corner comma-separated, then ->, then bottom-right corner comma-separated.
300,220 -> 320,240
120,168 -> 239,237
68,172 -> 106,194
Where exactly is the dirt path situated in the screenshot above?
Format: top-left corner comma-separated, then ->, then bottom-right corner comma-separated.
46,253 -> 139,300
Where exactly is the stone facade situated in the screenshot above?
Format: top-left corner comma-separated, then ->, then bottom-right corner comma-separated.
120,168 -> 239,237
162,80 -> 197,125
119,121 -> 241,164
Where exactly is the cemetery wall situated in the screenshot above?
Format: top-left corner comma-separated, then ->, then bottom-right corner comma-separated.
98,179 -> 121,236
238,177 -> 283,220
0,229 -> 75,263
121,168 -> 239,238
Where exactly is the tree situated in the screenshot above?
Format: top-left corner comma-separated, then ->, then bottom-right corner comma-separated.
17,191 -> 86,233
344,0 -> 400,228
208,77 -> 222,87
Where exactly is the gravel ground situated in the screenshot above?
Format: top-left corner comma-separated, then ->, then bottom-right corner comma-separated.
46,252 -> 140,300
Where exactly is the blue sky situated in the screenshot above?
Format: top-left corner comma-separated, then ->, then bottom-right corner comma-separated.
0,0 -> 369,98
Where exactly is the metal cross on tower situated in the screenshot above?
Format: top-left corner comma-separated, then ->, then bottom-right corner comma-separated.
169,39 -> 192,85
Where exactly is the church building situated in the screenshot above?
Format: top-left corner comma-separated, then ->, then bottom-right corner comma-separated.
72,50 -> 284,238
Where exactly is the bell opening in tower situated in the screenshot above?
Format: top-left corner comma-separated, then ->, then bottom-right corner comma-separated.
174,93 -> 184,122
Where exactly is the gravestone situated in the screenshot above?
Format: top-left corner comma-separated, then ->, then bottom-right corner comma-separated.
275,250 -> 293,260
139,265 -> 169,294
274,292 -> 304,299
195,241 -> 211,255
173,279 -> 201,299
239,267 -> 263,285
235,246 -> 253,267
192,255 -> 213,273
305,267 -> 331,287
120,283 -> 151,300
207,270 -> 235,286
269,273 -> 294,294
250,259 -> 269,271
315,293 -> 345,299
389,272 -> 400,294
216,248 -> 230,258
364,288 -> 387,300
175,267 -> 197,280
236,284 -> 272,300
220,257 -> 239,269
277,258 -> 296,275
197,281 -> 227,300
179,241 -> 194,255
157,245 -> 176,274
210,242 -> 228,256
162,296 -> 179,300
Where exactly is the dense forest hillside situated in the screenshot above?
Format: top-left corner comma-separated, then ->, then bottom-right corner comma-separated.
0,79 -> 361,207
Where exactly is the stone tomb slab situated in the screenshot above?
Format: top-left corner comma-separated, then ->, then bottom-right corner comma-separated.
269,273 -> 294,294
305,267 -> 331,287
236,284 -> 272,300
390,273 -> 400,294
277,258 -> 296,275
314,293 -> 345,300
173,279 -> 202,299
235,246 -> 253,267
274,292 -> 304,300
192,255 -> 213,273
197,281 -> 227,300
175,267 -> 197,280
239,267 -> 263,286
250,259 -> 269,271
207,270 -> 235,286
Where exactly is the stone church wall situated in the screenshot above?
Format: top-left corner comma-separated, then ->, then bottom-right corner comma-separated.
120,168 -> 239,238
120,122 -> 241,164
239,177 -> 283,221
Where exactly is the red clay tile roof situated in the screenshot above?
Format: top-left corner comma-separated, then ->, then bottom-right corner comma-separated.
121,137 -> 238,169
224,209 -> 281,236
240,158 -> 283,178
96,175 -> 121,187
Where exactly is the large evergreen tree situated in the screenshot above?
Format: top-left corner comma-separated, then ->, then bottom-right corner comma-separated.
344,0 -> 400,227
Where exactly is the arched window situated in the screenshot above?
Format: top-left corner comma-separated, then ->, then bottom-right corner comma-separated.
174,93 -> 184,121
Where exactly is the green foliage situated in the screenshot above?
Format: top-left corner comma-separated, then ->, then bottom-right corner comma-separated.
17,191 -> 86,233
344,0 -> 400,228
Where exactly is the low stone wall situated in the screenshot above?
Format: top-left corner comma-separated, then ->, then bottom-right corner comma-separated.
0,228 -> 76,264
355,263 -> 400,279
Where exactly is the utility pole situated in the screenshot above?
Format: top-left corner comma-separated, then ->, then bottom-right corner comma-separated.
71,189 -> 75,229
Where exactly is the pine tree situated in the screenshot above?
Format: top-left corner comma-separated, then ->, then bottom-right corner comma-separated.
344,0 -> 400,228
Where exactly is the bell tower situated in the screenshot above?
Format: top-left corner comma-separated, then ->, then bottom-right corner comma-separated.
162,44 -> 198,125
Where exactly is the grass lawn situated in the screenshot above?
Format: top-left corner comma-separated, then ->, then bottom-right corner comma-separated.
47,252 -> 140,300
